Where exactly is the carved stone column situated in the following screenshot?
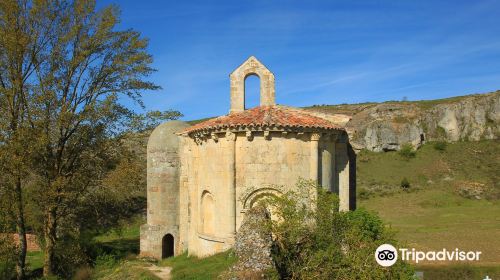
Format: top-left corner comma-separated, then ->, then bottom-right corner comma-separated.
336,134 -> 350,211
310,133 -> 321,182
321,140 -> 334,190
226,131 -> 237,243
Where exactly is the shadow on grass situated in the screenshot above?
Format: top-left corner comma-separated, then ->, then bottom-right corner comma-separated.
159,250 -> 236,280
97,237 -> 140,259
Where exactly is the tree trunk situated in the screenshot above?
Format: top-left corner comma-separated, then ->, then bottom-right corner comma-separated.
14,176 -> 26,280
43,207 -> 57,277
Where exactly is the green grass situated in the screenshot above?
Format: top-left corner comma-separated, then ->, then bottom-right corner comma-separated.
361,189 -> 500,264
159,251 -> 237,280
91,259 -> 160,280
90,216 -> 161,280
187,117 -> 214,125
357,140 -> 499,199
94,216 -> 143,243
411,94 -> 478,110
358,140 -> 500,273
92,216 -> 143,260
26,251 -> 44,271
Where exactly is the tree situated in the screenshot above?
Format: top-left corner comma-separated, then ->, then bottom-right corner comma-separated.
1,0 -> 166,277
31,1 -> 161,276
128,110 -> 183,132
0,1 -> 59,277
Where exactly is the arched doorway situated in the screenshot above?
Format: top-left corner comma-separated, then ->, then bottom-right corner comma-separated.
162,234 -> 174,258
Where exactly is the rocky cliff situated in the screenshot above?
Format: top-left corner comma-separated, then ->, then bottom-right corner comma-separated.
305,91 -> 500,152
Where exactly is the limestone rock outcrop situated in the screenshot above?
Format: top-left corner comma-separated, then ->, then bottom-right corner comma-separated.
306,91 -> 500,152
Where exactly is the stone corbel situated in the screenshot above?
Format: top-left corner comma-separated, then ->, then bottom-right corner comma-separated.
194,135 -> 203,145
297,132 -> 305,141
226,130 -> 236,141
264,130 -> 271,140
246,130 -> 253,141
211,132 -> 218,142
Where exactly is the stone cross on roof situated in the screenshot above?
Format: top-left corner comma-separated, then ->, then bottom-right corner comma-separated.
229,56 -> 276,113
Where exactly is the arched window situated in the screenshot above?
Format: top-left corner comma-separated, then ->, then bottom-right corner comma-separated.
201,191 -> 215,235
244,74 -> 260,109
162,234 -> 174,258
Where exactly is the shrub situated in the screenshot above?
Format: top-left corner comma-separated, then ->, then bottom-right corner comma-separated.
401,178 -> 411,190
436,126 -> 447,138
433,141 -> 447,151
358,188 -> 372,200
95,254 -> 117,269
262,180 -> 414,279
399,143 -> 416,159
52,237 -> 91,279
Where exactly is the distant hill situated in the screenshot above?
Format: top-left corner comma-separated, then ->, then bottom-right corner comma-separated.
305,91 -> 500,151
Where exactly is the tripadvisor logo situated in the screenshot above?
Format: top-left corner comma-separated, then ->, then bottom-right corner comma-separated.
375,244 -> 482,266
375,244 -> 398,267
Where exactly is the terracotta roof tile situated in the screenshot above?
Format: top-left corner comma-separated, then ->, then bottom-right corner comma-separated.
181,105 -> 343,135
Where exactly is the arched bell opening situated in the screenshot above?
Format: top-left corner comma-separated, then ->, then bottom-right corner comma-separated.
244,73 -> 261,109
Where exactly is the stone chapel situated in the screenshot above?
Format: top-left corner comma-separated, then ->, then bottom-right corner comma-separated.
140,56 -> 356,259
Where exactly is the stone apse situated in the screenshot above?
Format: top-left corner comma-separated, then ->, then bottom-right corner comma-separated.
140,56 -> 356,259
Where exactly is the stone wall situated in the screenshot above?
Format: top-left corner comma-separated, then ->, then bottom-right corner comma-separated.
181,130 -> 352,257
140,120 -> 189,259
5,233 -> 40,251
235,132 -> 312,229
182,133 -> 234,257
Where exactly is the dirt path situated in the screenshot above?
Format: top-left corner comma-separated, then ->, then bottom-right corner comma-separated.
146,264 -> 172,280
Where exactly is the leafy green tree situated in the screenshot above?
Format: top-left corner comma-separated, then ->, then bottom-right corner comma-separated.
0,0 -> 60,277
28,0 -> 159,275
261,180 -> 414,279
0,0 -> 171,277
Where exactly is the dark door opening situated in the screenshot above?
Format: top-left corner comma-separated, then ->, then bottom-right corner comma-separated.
162,234 -> 174,258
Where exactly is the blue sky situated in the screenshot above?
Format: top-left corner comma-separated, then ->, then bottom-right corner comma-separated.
99,0 -> 500,120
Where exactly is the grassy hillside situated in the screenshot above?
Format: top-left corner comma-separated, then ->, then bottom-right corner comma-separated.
357,140 -> 499,200
357,140 -> 500,277
303,91 -> 499,115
